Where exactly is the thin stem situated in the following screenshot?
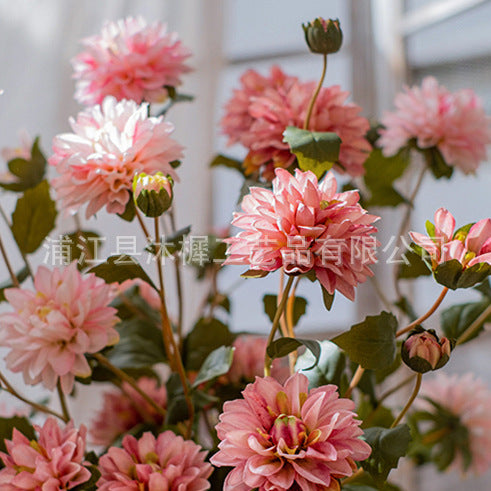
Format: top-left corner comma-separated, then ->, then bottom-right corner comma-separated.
169,210 -> 184,348
0,234 -> 19,287
303,54 -> 327,130
0,371 -> 65,421
378,374 -> 417,406
278,269 -> 289,338
264,275 -> 295,376
92,353 -> 167,419
57,381 -> 70,422
369,276 -> 393,312
396,287 -> 449,337
344,365 -> 365,399
286,277 -> 301,374
456,304 -> 491,345
391,373 -> 422,428
135,207 -> 152,241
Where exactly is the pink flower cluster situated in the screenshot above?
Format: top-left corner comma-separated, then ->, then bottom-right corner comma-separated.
0,262 -> 119,394
0,418 -> 90,490
221,66 -> 371,179
211,373 -> 371,490
72,16 -> 191,105
419,373 -> 491,475
226,168 -> 379,301
379,76 -> 491,174
91,377 -> 167,447
410,208 -> 491,269
49,96 -> 183,218
98,431 -> 212,490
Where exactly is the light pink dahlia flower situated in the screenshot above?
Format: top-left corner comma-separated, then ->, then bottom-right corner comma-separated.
0,262 -> 119,394
379,76 -> 491,174
221,66 -> 371,179
226,168 -> 379,301
211,372 -> 371,490
418,373 -> 491,475
91,377 -> 167,446
72,16 -> 191,105
0,417 -> 91,490
410,207 -> 491,269
49,96 -> 183,218
97,431 -> 212,490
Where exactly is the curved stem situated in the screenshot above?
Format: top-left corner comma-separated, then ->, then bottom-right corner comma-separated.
92,353 -> 167,419
277,269 -> 289,338
343,365 -> 365,399
396,287 -> 448,337
390,373 -> 422,428
135,207 -> 151,241
286,277 -> 301,374
303,54 -> 327,130
56,381 -> 70,422
456,304 -> 491,346
0,233 -> 19,287
0,371 -> 65,421
378,374 -> 417,406
264,275 -> 295,376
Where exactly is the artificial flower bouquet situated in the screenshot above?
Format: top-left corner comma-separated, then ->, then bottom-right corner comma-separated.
0,14 -> 490,491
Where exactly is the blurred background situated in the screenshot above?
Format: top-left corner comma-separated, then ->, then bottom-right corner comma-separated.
0,1 -> 490,488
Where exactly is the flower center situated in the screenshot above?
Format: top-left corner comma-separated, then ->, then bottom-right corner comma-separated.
270,414 -> 308,454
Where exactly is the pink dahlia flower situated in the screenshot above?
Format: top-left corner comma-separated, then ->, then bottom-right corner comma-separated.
0,262 -> 119,394
98,431 -> 212,490
223,335 -> 290,385
211,372 -> 371,490
379,76 -> 491,174
221,66 -> 371,179
418,373 -> 491,475
49,96 -> 183,218
91,377 -> 167,446
0,417 -> 91,490
410,207 -> 491,269
226,168 -> 379,301
72,16 -> 191,105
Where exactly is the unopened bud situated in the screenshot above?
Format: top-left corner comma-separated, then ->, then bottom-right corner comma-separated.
133,172 -> 173,217
302,18 -> 343,55
401,327 -> 452,373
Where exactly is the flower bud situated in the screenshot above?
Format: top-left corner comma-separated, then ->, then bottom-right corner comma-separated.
401,327 -> 452,373
302,18 -> 343,55
132,172 -> 173,217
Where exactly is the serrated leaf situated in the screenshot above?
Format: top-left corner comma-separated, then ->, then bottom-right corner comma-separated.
0,417 -> 36,453
210,154 -> 244,175
11,180 -> 57,254
192,346 -> 235,388
267,337 -> 320,370
89,255 -> 157,290
441,300 -> 491,344
283,126 -> 341,178
332,312 -> 398,370
362,425 -> 411,486
263,294 -> 307,326
0,267 -> 29,301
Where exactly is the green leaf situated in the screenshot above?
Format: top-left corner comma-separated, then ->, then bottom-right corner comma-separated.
422,146 -> 453,179
192,346 -> 235,388
11,180 -> 57,254
363,148 -> 410,208
117,198 -> 136,221
474,278 -> 491,298
0,137 -> 46,192
0,267 -> 29,301
210,154 -> 245,175
332,312 -> 398,370
241,269 -> 269,279
295,340 -> 347,388
184,318 -> 235,371
267,337 -> 321,370
89,255 -> 157,290
283,126 -> 341,178
321,285 -> 335,311
60,231 -> 100,270
441,300 -> 491,344
263,294 -> 307,326
0,417 -> 35,453
457,262 -> 491,289
397,250 -> 431,279
434,259 -> 491,290
162,225 -> 191,255
362,425 -> 411,486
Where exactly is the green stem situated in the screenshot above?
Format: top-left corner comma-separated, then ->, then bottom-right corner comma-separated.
169,210 -> 184,349
303,54 -> 327,130
0,233 -> 19,287
456,304 -> 491,345
390,373 -> 422,428
57,381 -> 70,422
264,275 -> 295,376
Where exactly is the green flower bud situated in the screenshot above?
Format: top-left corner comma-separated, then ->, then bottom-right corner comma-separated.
302,18 -> 343,55
133,172 -> 173,218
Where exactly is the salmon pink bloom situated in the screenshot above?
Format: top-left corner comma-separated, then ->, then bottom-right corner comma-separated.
91,377 -> 167,446
226,168 -> 379,301
221,66 -> 371,179
50,96 -> 183,218
0,262 -> 119,394
417,373 -> 491,475
0,418 -> 91,490
211,373 -> 371,490
72,16 -> 191,105
379,77 -> 491,174
97,431 -> 212,490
